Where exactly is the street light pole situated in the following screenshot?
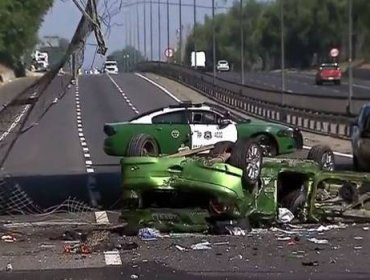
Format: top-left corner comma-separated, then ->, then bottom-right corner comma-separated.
240,0 -> 244,84
348,0 -> 353,115
144,0 -> 147,59
166,0 -> 170,62
193,0 -> 197,69
136,2 -> 140,62
212,0 -> 216,83
179,0 -> 182,64
280,0 -> 286,106
150,0 -> 153,60
158,0 -> 161,61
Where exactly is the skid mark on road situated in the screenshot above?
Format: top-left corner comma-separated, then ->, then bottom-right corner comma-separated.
107,74 -> 140,114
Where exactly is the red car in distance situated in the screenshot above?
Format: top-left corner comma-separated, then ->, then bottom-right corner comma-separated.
315,63 -> 342,85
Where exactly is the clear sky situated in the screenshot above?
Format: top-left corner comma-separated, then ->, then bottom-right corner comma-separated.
39,0 -> 233,69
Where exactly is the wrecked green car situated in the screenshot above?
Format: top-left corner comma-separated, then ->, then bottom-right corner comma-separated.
119,139 -> 369,233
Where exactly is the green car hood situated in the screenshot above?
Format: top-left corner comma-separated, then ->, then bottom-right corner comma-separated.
237,119 -> 289,131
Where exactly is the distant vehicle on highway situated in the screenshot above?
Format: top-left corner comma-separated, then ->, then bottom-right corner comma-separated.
216,60 -> 230,72
351,104 -> 370,171
103,102 -> 303,158
315,63 -> 342,85
191,51 -> 206,70
103,60 -> 119,74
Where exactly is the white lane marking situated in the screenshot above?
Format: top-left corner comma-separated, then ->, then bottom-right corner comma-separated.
136,75 -> 354,160
303,145 -> 353,158
94,211 -> 123,266
74,79 -> 96,174
134,72 -> 181,102
104,251 -> 122,265
107,74 -> 140,114
0,92 -> 37,142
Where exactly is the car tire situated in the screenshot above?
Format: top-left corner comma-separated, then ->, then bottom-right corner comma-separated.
307,145 -> 335,171
316,80 -> 322,85
334,80 -> 341,85
254,134 -> 278,157
126,133 -> 159,156
209,141 -> 235,156
228,139 -> 262,186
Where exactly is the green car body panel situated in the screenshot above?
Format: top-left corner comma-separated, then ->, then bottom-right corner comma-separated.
104,119 -> 298,156
120,155 -> 370,233
104,123 -> 191,155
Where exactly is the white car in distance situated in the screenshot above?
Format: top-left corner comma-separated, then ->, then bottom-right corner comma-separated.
216,60 -> 230,72
104,60 -> 119,74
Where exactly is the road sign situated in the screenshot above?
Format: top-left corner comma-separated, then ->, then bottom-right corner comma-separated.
164,48 -> 174,58
330,48 -> 339,57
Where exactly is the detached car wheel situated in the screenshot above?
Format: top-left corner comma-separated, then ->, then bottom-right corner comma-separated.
307,145 -> 335,171
127,133 -> 159,156
228,139 -> 262,186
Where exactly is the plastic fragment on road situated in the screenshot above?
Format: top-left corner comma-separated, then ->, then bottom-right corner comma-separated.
5,263 -> 12,271
63,243 -> 91,254
191,241 -> 212,250
278,208 -> 294,223
131,274 -> 139,279
307,238 -> 329,244
363,227 -> 369,231
1,234 -> 16,243
225,226 -> 245,236
354,236 -> 363,240
138,227 -> 162,241
175,245 -> 186,251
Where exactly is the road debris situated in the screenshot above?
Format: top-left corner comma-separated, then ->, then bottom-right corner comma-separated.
302,260 -> 319,266
131,274 -> 139,279
138,228 -> 162,241
5,263 -> 12,271
63,243 -> 91,255
118,242 -> 138,251
190,241 -> 212,250
225,226 -> 246,236
278,208 -> 294,223
307,238 -> 329,244
1,234 -> 16,243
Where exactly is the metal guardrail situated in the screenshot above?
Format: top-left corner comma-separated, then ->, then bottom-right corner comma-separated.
137,62 -> 370,115
136,62 -> 354,140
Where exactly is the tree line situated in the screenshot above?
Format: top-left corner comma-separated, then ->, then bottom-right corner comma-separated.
183,0 -> 370,71
0,0 -> 53,75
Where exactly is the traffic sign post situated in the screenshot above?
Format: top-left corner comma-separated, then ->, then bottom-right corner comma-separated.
330,48 -> 339,58
164,48 -> 174,60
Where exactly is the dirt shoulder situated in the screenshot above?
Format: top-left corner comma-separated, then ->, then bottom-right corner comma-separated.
141,73 -> 352,155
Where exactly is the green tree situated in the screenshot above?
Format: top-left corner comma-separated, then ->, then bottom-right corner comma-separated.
0,0 -> 53,75
108,47 -> 145,72
183,0 -> 370,70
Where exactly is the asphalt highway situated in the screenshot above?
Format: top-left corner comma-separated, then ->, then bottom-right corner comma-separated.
0,72 -> 363,279
1,72 -> 353,207
215,71 -> 370,98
